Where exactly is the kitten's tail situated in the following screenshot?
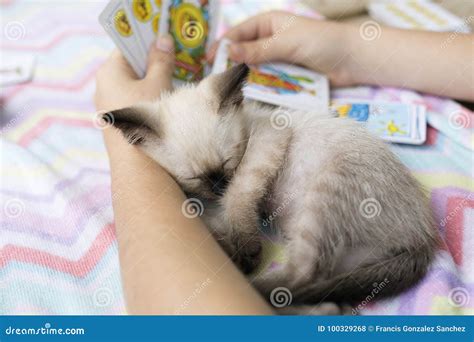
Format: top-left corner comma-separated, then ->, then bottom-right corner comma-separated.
291,244 -> 435,304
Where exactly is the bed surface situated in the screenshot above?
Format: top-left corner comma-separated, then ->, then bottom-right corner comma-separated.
0,0 -> 472,314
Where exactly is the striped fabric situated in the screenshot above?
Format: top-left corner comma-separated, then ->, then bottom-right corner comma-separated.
0,0 -> 472,315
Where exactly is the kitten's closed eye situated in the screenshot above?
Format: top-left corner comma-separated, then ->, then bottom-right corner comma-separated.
206,170 -> 229,195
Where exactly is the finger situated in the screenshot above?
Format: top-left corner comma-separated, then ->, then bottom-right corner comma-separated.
207,12 -> 274,62
225,12 -> 275,42
145,34 -> 175,90
106,49 -> 138,80
228,37 -> 294,65
206,41 -> 220,62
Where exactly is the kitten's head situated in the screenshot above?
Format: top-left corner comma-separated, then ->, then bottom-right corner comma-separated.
106,64 -> 250,199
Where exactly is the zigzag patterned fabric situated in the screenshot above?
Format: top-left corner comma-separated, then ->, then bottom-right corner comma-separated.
0,0 -> 472,315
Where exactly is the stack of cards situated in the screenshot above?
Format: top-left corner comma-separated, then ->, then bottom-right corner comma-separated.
331,100 -> 427,145
99,0 -> 219,80
212,39 -> 329,111
99,2 -> 329,111
368,0 -> 470,33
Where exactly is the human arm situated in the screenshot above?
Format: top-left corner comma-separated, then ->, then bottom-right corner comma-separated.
95,37 -> 273,315
208,11 -> 473,101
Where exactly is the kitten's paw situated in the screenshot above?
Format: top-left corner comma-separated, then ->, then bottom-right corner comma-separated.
232,238 -> 262,274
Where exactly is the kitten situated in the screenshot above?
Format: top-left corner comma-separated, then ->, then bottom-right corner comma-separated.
105,64 -> 438,314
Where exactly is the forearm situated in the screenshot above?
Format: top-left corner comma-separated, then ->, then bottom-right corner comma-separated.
345,25 -> 473,101
104,129 -> 273,315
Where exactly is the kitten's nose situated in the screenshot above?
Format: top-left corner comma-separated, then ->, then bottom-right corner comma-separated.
207,170 -> 230,196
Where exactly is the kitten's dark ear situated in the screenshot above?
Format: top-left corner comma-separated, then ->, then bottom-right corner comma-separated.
215,63 -> 249,111
104,107 -> 158,145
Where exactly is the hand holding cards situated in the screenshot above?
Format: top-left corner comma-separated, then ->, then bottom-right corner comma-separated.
99,0 -> 218,81
98,4 -> 425,146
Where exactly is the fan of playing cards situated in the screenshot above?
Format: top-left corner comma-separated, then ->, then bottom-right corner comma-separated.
100,0 -> 218,81
99,0 -> 426,144
99,0 -> 330,111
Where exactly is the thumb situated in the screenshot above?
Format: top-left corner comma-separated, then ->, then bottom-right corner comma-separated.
145,34 -> 175,89
228,37 -> 293,64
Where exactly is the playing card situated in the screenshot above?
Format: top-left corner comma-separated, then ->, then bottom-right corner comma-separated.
99,1 -> 147,78
244,63 -> 329,112
211,37 -> 232,74
367,103 -> 413,139
331,100 -> 427,145
159,0 -> 219,82
121,0 -> 163,56
212,39 -> 329,111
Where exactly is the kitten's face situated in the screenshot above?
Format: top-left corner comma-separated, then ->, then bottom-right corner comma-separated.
107,64 -> 250,199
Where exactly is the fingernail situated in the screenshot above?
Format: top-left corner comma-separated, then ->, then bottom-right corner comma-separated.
229,44 -> 244,61
156,34 -> 174,52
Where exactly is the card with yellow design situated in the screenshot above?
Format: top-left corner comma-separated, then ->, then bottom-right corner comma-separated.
159,0 -> 218,82
99,0 -> 147,77
122,0 -> 164,55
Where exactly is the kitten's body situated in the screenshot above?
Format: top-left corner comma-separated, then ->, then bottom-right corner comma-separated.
108,64 -> 438,314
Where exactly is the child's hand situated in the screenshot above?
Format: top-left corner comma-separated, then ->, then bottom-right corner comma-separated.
208,11 -> 353,86
94,35 -> 175,112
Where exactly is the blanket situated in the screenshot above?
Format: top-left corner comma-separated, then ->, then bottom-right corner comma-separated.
0,0 -> 472,315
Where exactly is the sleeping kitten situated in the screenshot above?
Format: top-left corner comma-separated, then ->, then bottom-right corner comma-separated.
105,64 -> 438,314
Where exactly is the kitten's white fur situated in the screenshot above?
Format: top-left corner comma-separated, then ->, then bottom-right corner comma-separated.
109,65 -> 438,314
